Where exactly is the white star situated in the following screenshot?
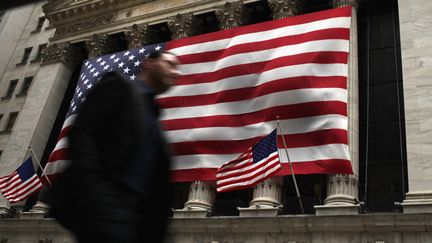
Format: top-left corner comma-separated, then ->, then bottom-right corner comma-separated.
78,91 -> 83,97
85,61 -> 89,66
110,54 -> 116,59
155,45 -> 162,51
84,79 -> 89,84
88,64 -> 93,69
130,74 -> 136,80
72,106 -> 76,112
81,97 -> 86,103
90,68 -> 95,73
118,62 -> 125,68
128,55 -> 135,60
139,48 -> 145,53
93,71 -> 99,77
124,51 -> 130,56
114,58 -> 120,63
134,60 -> 141,67
100,61 -> 106,66
123,67 -> 130,73
103,65 -> 110,70
96,57 -> 102,62
87,83 -> 93,89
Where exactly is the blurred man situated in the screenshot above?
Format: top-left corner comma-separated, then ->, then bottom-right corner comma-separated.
44,51 -> 181,243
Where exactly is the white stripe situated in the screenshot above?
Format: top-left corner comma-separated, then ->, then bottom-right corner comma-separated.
170,143 -> 350,170
61,114 -> 77,130
0,174 -> 20,191
170,17 -> 351,55
44,160 -> 71,175
159,63 -> 347,98
165,115 -> 347,143
9,183 -> 42,203
4,175 -> 39,197
217,162 -> 281,192
217,152 -> 279,178
179,39 -> 349,75
161,88 -> 347,120
51,136 -> 69,152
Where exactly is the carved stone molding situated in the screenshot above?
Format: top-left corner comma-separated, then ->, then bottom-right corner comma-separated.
85,34 -> 118,58
267,0 -> 303,19
332,0 -> 357,8
40,42 -> 82,67
215,1 -> 249,30
54,13 -> 116,39
168,13 -> 201,40
124,24 -> 154,49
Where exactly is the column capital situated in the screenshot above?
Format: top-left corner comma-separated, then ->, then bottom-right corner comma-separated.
85,33 -> 118,58
215,1 -> 248,30
40,42 -> 82,67
332,0 -> 357,8
168,13 -> 201,40
268,0 -> 303,19
124,24 -> 154,49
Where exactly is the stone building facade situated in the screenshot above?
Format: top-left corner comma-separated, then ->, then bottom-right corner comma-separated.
0,0 -> 432,242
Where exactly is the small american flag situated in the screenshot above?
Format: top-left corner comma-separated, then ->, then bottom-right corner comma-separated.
0,157 -> 43,203
216,129 -> 281,193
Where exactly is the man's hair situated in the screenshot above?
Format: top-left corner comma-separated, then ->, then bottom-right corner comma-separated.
147,50 -> 176,59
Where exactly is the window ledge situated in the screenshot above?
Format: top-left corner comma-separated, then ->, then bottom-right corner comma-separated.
15,93 -> 27,98
0,130 -> 11,135
0,96 -> 11,101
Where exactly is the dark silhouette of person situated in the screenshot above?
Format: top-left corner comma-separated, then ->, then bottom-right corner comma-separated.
42,51 -> 181,243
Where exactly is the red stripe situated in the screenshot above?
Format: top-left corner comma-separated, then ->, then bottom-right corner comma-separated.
217,162 -> 281,192
7,180 -> 43,201
57,126 -> 71,142
175,52 -> 348,86
0,173 -> 19,189
171,129 -> 347,156
47,148 -> 70,163
166,6 -> 352,49
162,101 -> 347,131
158,76 -> 347,109
216,154 -> 280,182
176,28 -> 349,65
169,159 -> 352,182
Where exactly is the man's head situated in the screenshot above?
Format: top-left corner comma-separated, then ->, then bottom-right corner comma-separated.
139,51 -> 181,94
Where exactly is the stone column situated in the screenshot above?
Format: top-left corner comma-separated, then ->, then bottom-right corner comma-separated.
398,0 -> 432,213
85,33 -> 118,58
215,1 -> 248,30
167,13 -> 201,40
0,43 -> 83,217
168,13 -> 213,218
268,0 -> 303,19
124,24 -> 154,49
315,0 -> 360,216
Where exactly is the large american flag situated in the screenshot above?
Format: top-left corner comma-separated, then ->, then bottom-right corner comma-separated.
216,129 -> 281,193
44,6 -> 353,182
0,157 -> 43,203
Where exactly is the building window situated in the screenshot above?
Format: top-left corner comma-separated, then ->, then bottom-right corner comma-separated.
32,17 -> 45,33
1,79 -> 18,100
17,76 -> 34,96
0,114 -> 3,123
0,150 -> 3,159
5,112 -> 18,131
32,44 -> 47,62
17,47 -> 32,66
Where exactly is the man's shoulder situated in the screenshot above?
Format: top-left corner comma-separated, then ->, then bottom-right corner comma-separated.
97,71 -> 133,89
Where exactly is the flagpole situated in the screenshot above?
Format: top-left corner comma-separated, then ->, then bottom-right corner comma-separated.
29,146 -> 52,186
276,119 -> 304,214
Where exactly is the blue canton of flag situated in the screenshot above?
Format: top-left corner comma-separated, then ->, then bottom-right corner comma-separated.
68,43 -> 165,117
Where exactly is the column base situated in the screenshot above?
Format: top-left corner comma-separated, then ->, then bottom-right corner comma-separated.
172,207 -> 211,218
20,201 -> 50,219
238,205 -> 282,217
401,191 -> 432,213
314,204 -> 360,216
0,206 -> 12,218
